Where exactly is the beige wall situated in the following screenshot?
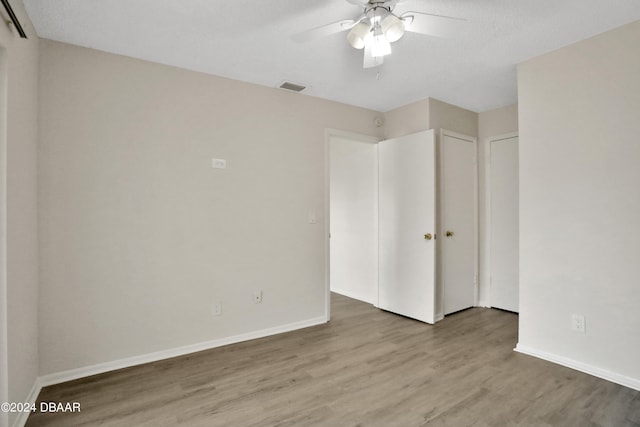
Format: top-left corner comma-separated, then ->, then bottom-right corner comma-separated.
383,99 -> 429,139
478,104 -> 518,140
517,20 -> 640,386
37,40 -> 382,375
0,1 -> 40,425
429,98 -> 478,138
383,97 -> 479,140
478,105 -> 518,306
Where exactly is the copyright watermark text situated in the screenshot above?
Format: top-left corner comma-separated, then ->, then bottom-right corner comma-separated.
1,401 -> 81,413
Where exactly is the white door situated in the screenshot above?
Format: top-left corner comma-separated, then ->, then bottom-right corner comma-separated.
489,134 -> 519,312
378,130 -> 437,323
441,130 -> 477,315
329,134 -> 379,304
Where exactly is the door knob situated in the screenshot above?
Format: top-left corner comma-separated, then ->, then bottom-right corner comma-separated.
446,230 -> 454,237
424,233 -> 433,240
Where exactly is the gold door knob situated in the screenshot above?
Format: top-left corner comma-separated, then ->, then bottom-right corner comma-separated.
424,233 -> 432,240
446,230 -> 454,237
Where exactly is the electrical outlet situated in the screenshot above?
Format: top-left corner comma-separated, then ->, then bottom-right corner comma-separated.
212,301 -> 221,316
253,290 -> 263,304
571,314 -> 585,333
211,158 -> 227,169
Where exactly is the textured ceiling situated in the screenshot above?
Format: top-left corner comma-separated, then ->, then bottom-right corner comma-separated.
22,0 -> 640,112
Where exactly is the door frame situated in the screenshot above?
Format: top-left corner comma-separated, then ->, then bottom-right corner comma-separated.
0,45 -> 9,419
485,131 -> 519,309
324,129 -> 381,321
438,129 -> 479,318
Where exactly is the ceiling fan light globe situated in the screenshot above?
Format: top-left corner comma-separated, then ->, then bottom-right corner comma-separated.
371,33 -> 391,57
381,14 -> 405,42
347,20 -> 371,49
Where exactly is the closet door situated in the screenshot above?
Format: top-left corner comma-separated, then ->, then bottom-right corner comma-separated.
441,130 -> 478,315
378,130 -> 437,324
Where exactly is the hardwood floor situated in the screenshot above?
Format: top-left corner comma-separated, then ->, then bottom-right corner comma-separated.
27,293 -> 640,426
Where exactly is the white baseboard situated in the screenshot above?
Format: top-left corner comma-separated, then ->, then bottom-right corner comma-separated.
330,288 -> 375,305
12,316 -> 327,427
514,343 -> 640,391
13,315 -> 326,427
11,379 -> 42,427
36,315 -> 327,389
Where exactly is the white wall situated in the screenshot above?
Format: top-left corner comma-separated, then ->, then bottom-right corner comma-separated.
0,1 -> 40,425
517,20 -> 640,389
478,105 -> 518,306
37,40 -> 382,376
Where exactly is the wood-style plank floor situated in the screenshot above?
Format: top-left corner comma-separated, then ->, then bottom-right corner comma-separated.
27,293 -> 640,426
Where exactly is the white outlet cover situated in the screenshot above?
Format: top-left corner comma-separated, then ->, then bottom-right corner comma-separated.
211,158 -> 227,169
253,290 -> 262,303
571,314 -> 585,333
212,302 -> 222,316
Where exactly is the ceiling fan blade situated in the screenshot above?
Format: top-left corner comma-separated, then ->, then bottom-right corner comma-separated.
291,19 -> 357,43
345,0 -> 369,6
400,11 -> 466,38
363,43 -> 384,68
347,0 -> 403,7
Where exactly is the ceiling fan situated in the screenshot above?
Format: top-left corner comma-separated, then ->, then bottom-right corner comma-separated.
293,0 -> 465,68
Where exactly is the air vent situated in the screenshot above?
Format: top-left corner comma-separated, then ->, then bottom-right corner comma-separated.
1,0 -> 27,38
278,81 -> 306,92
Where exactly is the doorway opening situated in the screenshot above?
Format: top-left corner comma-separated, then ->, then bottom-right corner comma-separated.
326,129 -> 440,324
327,130 -> 380,308
487,133 -> 519,312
